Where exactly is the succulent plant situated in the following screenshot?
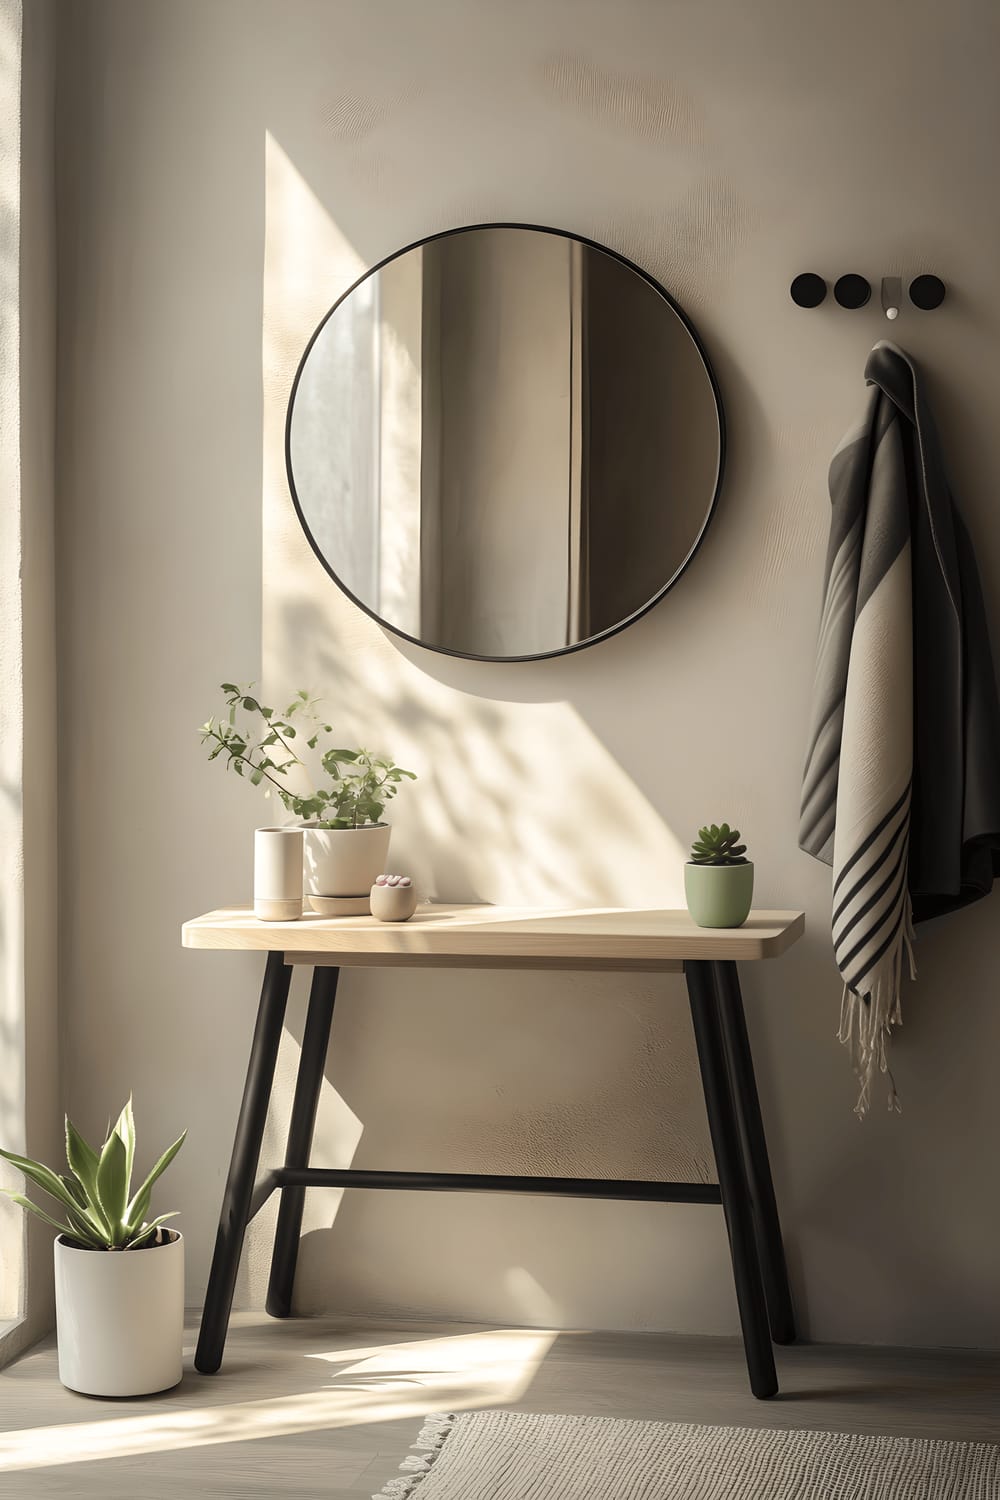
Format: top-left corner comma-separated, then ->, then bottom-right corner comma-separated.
689,823 -> 749,866
0,1099 -> 185,1251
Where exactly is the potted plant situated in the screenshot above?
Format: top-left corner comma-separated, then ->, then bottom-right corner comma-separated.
200,685 -> 416,899
0,1100 -> 186,1397
685,822 -> 754,928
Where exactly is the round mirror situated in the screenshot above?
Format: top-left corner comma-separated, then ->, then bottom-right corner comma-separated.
287,224 -> 724,662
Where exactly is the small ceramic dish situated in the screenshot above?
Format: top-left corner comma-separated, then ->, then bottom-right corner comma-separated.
307,894 -> 372,917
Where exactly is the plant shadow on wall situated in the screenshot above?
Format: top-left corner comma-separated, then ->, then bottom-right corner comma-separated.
261,594 -> 743,1330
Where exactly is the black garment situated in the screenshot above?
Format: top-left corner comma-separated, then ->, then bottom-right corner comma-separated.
865,342 -> 1000,919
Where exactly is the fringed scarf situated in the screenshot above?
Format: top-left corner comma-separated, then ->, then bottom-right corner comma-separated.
800,342 -> 1000,1113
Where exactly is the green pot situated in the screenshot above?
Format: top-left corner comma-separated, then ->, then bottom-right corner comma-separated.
684,861 -> 754,928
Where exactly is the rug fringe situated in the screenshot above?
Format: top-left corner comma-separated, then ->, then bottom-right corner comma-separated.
371,1414 -> 456,1500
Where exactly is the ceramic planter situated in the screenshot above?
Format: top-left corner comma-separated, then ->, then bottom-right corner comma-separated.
54,1230 -> 184,1396
253,826 -> 304,921
304,823 -> 391,897
685,861 -> 754,928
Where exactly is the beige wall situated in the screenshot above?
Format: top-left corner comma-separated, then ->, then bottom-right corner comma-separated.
57,0 -> 1000,1347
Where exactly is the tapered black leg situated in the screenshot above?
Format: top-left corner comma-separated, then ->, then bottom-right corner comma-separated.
713,961 -> 796,1345
686,960 -> 777,1399
195,952 -> 292,1374
266,966 -> 340,1318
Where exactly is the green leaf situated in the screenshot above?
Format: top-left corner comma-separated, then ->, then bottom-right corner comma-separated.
0,1147 -> 93,1216
113,1098 -> 136,1198
96,1132 -> 129,1237
242,696 -> 259,712
127,1212 -> 179,1250
220,683 -> 238,694
122,1181 -> 152,1238
126,1131 -> 186,1222
65,1116 -> 100,1192
65,1204 -> 105,1248
1,1190 -> 75,1241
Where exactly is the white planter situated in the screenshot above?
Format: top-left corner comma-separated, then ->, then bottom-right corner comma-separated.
54,1230 -> 184,1397
304,823 -> 391,897
254,826 -> 304,921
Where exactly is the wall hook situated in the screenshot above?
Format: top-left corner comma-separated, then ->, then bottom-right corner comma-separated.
834,274 -> 871,309
881,276 -> 901,321
910,274 -> 946,310
790,273 -> 826,308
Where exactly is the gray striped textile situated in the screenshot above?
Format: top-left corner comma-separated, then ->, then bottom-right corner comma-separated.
800,341 -> 1000,1112
800,345 -> 917,1114
374,1409 -> 1000,1500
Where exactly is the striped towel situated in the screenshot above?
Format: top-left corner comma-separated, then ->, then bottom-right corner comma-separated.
800,342 -> 1000,1114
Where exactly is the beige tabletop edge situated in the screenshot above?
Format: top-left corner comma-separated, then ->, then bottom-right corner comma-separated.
182,904 -> 805,964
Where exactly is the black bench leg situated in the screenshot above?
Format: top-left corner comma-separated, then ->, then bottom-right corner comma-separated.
195,952 -> 292,1374
686,960 -> 777,1399
713,960 -> 796,1345
266,966 -> 340,1318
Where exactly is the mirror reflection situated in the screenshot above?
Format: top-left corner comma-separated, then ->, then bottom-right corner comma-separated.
288,225 -> 723,661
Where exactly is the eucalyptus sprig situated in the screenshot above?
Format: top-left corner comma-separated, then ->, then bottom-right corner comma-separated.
199,684 -> 416,829
0,1099 -> 185,1251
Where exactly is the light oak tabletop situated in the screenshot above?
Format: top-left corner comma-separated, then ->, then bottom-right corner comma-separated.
182,904 -> 804,971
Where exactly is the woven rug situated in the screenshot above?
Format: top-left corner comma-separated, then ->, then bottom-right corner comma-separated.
373,1409 -> 1000,1499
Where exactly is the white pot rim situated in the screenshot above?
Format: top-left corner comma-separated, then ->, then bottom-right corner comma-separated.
56,1228 -> 183,1252
255,825 -> 304,835
303,821 -> 390,831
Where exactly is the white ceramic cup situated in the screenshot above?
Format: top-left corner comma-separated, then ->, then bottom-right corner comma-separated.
254,826 -> 304,921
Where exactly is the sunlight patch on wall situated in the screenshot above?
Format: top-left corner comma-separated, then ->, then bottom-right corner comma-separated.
261,134 -> 688,912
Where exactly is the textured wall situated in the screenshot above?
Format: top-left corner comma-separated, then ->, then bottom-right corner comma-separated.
58,0 -> 1000,1346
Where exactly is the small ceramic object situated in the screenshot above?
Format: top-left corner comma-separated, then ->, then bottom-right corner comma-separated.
304,823 -> 391,897
253,827 -> 304,921
307,894 -> 371,917
684,861 -> 755,928
370,874 -> 418,922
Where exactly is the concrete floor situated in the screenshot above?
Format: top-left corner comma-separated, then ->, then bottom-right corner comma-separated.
1,1313 -> 998,1497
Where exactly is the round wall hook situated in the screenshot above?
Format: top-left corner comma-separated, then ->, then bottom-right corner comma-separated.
790,273 -> 827,308
909,274 -> 946,310
834,274 -> 871,310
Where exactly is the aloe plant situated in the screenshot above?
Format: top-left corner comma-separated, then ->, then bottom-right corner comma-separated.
689,823 -> 750,866
0,1099 -> 185,1251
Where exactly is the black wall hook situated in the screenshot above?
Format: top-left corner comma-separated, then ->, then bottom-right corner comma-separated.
834,274 -> 871,309
790,273 -> 826,308
910,274 -> 946,310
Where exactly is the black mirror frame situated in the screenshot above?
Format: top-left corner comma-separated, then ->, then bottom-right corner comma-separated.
285,221 -> 727,664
